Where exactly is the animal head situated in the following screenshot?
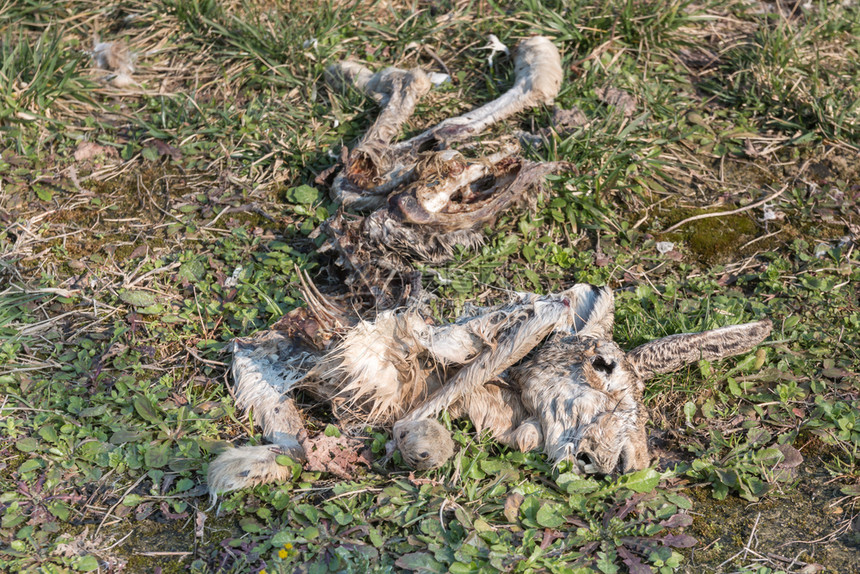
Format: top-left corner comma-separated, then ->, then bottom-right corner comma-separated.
519,286 -> 773,476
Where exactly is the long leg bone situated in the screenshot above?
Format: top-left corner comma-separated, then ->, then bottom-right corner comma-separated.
393,36 -> 563,153
327,63 -> 433,210
207,330 -> 316,496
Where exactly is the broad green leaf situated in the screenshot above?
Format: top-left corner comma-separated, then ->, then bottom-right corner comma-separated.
557,473 -> 599,494
536,503 -> 566,528
395,552 -> 446,573
15,438 -> 39,453
286,184 -> 319,204
75,555 -> 99,572
119,290 -> 158,307
239,517 -> 262,533
19,459 -> 42,473
144,443 -> 170,468
619,468 -> 661,493
133,395 -> 162,424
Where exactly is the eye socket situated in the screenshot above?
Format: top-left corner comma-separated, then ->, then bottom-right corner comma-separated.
592,356 -> 616,375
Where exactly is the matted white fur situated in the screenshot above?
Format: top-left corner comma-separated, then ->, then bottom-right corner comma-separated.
209,284 -> 772,494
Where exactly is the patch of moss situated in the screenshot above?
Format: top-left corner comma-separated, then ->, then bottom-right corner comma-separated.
117,515 -> 239,573
660,207 -> 759,264
686,469 -> 857,571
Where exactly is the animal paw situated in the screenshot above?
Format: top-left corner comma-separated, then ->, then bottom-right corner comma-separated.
207,445 -> 297,497
513,420 -> 542,452
393,419 -> 454,470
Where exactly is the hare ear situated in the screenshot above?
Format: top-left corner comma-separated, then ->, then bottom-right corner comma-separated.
564,284 -> 615,338
627,319 -> 772,379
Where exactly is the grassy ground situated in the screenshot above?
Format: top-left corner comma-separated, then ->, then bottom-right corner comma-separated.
1,0 -> 859,572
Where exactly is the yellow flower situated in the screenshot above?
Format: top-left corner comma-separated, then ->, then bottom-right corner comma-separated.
284,543 -> 293,550
278,549 -> 288,559
260,570 -> 267,574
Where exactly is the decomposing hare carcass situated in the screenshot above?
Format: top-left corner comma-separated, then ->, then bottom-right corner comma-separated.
317,37 -> 571,300
207,282 -> 772,494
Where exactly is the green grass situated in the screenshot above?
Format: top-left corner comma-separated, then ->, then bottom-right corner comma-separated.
1,0 -> 859,572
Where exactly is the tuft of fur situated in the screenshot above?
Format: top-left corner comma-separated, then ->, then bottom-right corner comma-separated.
513,36 -> 565,108
207,445 -> 297,500
92,41 -> 135,88
314,311 -> 437,424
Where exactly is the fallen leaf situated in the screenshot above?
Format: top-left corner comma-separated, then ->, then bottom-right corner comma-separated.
74,142 -> 119,162
551,106 -> 588,131
660,512 -> 693,528
776,444 -> 804,468
160,501 -> 188,520
299,430 -> 370,479
503,492 -> 524,523
151,140 -> 182,161
596,86 -> 637,117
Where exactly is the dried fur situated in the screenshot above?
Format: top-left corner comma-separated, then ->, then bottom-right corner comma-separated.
207,445 -> 296,497
92,41 -> 135,88
394,419 -> 454,469
627,320 -> 774,377
314,311 -> 436,424
209,283 -> 772,496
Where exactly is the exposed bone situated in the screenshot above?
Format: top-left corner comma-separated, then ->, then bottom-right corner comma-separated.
478,34 -> 510,68
316,38 -> 570,307
394,36 -> 563,152
326,63 -> 432,210
328,36 -> 563,212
